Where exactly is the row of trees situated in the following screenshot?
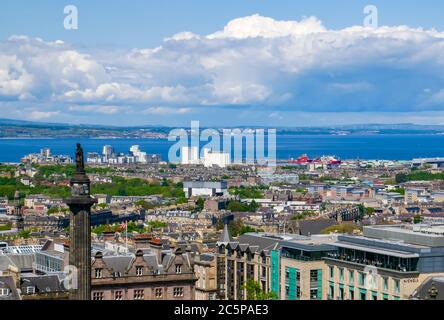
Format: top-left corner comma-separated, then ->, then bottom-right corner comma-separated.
91,177 -> 185,198
229,186 -> 267,199
227,200 -> 260,213
396,171 -> 444,183
91,220 -> 168,235
216,219 -> 264,237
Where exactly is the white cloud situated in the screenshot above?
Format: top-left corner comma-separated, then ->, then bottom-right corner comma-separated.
68,105 -> 121,114
0,54 -> 34,96
28,110 -> 60,120
143,106 -> 191,115
269,112 -> 284,120
2,14 -> 444,121
165,31 -> 200,42
207,14 -> 326,39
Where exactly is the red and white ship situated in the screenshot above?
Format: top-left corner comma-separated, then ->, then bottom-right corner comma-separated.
289,154 -> 341,166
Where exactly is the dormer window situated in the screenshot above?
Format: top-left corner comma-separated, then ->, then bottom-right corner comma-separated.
26,286 -> 35,294
0,288 -> 10,296
95,268 -> 103,279
136,266 -> 143,276
175,265 -> 182,274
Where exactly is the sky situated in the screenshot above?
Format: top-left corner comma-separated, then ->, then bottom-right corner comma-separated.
1,0 -> 444,127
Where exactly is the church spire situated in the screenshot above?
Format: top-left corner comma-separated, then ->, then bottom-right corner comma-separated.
218,221 -> 232,244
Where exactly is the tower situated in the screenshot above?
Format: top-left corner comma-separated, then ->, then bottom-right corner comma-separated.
65,143 -> 97,300
13,190 -> 24,231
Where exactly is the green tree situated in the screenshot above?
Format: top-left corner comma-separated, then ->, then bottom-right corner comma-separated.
242,280 -> 278,300
196,198 -> 205,211
148,220 -> 168,229
47,207 -> 60,215
18,229 -> 32,239
414,215 -> 422,224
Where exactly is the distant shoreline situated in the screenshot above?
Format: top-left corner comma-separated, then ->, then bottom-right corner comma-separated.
1,132 -> 444,140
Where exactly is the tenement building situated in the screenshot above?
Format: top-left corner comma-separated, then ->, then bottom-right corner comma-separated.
91,237 -> 197,300
194,253 -> 217,300
216,225 -> 300,300
324,224 -> 444,300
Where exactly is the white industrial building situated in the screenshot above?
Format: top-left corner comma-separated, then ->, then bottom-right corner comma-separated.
202,148 -> 230,168
180,147 -> 230,167
183,181 -> 229,198
181,146 -> 200,165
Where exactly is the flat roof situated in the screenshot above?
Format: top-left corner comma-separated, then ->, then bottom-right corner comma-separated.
281,235 -> 338,252
363,225 -> 444,247
334,241 -> 420,258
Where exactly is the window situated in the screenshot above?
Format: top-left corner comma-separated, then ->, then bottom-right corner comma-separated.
136,266 -> 143,276
155,288 -> 163,299
296,286 -> 301,299
134,289 -> 144,300
329,285 -> 334,300
339,268 -> 344,282
349,270 -> 354,285
383,277 -> 388,291
339,287 -> 344,300
349,289 -> 355,300
310,270 -> 318,282
329,266 -> 334,279
173,287 -> 184,298
310,289 -> 318,300
25,286 -> 35,294
394,279 -> 400,295
115,290 -> 123,300
0,288 -> 10,296
92,291 -> 104,300
95,268 -> 103,279
358,272 -> 366,286
175,265 -> 182,274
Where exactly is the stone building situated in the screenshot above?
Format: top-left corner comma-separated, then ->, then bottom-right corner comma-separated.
90,236 -> 197,300
194,253 -> 217,300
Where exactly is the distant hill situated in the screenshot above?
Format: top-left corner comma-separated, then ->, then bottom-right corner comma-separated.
1,118 -> 444,137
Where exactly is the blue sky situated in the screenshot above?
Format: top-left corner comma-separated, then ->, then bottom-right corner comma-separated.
1,1 -> 444,126
2,0 -> 444,47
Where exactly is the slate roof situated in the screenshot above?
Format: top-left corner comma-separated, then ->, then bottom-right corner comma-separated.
199,253 -> 214,262
102,255 -> 133,274
20,274 -> 64,294
411,277 -> 444,300
298,219 -> 337,236
238,234 -> 283,252
0,276 -> 20,300
0,254 -> 34,272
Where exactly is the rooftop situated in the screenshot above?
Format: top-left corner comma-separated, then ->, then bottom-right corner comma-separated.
364,224 -> 444,247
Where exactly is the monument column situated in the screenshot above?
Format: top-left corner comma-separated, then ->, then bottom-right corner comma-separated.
65,143 -> 97,300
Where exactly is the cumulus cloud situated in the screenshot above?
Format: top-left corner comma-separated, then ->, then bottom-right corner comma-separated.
28,110 -> 60,120
207,14 -> 326,39
143,106 -> 192,115
2,14 -> 444,124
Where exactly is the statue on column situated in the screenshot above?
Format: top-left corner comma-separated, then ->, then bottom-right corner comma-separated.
76,143 -> 85,174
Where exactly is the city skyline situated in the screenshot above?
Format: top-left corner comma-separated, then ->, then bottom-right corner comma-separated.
2,1 -> 444,126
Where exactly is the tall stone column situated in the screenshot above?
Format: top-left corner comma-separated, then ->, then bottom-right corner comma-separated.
65,143 -> 97,300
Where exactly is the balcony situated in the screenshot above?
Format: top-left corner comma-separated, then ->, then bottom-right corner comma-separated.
324,252 -> 419,274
